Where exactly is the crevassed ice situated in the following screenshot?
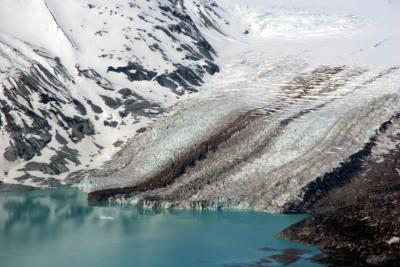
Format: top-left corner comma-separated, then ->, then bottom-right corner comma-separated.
233,6 -> 366,38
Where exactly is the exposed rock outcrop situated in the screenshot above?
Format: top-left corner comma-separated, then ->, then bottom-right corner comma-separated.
280,116 -> 400,266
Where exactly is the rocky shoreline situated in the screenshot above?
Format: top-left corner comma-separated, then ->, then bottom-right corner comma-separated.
280,116 -> 400,266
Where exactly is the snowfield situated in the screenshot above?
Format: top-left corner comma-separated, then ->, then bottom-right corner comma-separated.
1,0 -> 400,211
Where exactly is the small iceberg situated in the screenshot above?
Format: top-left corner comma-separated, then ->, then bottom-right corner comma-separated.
100,216 -> 114,220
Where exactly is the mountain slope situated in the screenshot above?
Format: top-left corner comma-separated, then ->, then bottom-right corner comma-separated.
0,0 -> 225,185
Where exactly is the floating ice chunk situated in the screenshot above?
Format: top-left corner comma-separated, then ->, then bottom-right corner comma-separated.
100,216 -> 114,220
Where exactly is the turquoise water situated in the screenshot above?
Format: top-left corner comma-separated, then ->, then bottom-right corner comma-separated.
0,188 -> 323,267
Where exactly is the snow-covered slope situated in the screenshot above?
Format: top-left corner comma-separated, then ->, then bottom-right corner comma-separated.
0,0 -> 225,185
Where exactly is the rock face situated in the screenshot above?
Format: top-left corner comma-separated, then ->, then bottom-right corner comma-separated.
280,116 -> 400,266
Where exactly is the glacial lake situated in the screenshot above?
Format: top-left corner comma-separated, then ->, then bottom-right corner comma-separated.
0,187 -> 324,267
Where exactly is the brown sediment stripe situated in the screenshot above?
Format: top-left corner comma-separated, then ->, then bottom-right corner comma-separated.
88,111 -> 259,202
280,66 -> 345,98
